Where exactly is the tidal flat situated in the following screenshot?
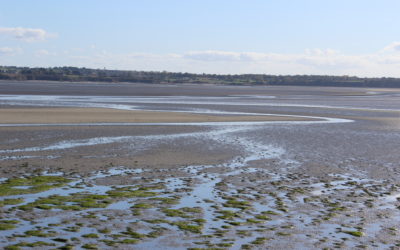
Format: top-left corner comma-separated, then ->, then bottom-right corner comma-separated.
0,82 -> 400,249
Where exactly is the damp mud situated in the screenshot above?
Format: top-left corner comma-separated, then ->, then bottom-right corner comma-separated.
0,82 -> 400,249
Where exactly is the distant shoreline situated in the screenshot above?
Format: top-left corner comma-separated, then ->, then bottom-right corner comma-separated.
2,66 -> 400,88
2,79 -> 400,89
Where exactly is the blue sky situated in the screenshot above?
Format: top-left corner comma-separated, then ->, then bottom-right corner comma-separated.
1,0 -> 400,76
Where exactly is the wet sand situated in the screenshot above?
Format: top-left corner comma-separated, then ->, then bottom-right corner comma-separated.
0,107 -> 316,124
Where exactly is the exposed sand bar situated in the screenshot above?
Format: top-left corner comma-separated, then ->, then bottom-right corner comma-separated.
0,107 -> 319,124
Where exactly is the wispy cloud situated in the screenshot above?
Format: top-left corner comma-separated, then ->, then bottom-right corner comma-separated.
183,49 -> 369,70
184,50 -> 244,61
0,27 -> 53,42
382,41 -> 400,52
0,47 -> 22,55
34,49 -> 57,57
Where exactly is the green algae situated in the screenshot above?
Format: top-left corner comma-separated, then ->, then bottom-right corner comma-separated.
83,213 -> 97,219
162,208 -> 190,218
63,226 -> 81,232
2,169 -> 382,248
52,238 -> 69,242
82,233 -> 99,238
120,238 -> 139,244
216,242 -> 234,247
251,237 -> 268,245
222,198 -> 251,210
216,210 -> 240,220
211,229 -> 228,237
241,244 -> 252,249
172,219 -> 204,233
110,233 -> 125,239
144,219 -> 170,224
18,193 -> 112,211
147,227 -> 166,238
343,230 -> 364,237
82,243 -> 98,249
276,232 -> 291,236
150,196 -> 180,204
57,244 -> 74,250
5,241 -> 55,249
132,209 -> 141,216
236,230 -> 252,237
254,214 -> 271,220
4,246 -> 20,250
0,220 -> 19,230
122,227 -> 146,239
192,218 -> 206,224
175,222 -> 202,233
106,186 -> 157,198
181,207 -> 202,213
100,239 -> 118,246
0,198 -> 24,207
0,176 -> 71,196
24,229 -> 56,237
227,221 -> 241,226
246,218 -> 263,224
162,207 -> 201,218
261,210 -> 280,216
274,197 -> 289,212
98,228 -> 111,234
132,203 -> 153,209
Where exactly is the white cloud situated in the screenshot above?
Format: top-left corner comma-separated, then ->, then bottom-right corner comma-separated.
0,47 -> 22,56
184,51 -> 285,62
0,27 -> 52,42
184,50 -> 243,61
34,49 -> 57,57
183,49 -> 368,70
382,42 -> 400,52
35,49 -> 50,56
305,48 -> 339,56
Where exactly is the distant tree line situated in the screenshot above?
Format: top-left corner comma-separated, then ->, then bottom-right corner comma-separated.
1,66 -> 400,87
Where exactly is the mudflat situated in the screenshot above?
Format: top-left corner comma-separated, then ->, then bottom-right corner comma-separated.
0,81 -> 400,249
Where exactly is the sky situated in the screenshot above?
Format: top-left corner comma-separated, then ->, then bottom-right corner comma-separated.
1,0 -> 400,77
